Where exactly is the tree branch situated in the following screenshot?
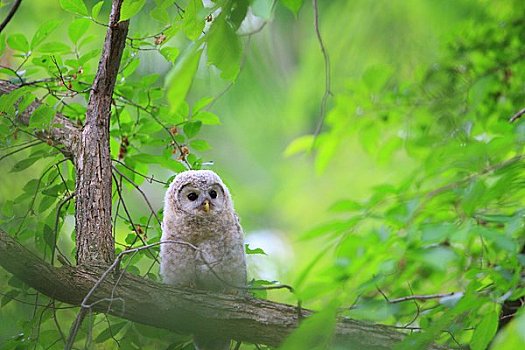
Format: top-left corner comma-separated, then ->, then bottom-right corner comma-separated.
0,80 -> 81,159
0,228 -> 448,349
0,0 -> 22,34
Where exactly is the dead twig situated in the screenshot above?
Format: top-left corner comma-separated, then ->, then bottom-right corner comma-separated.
0,0 -> 22,34
377,285 -> 459,304
312,0 -> 332,139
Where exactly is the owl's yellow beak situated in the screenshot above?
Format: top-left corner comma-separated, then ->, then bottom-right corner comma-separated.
202,199 -> 210,213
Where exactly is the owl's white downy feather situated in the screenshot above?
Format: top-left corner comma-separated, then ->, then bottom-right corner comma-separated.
160,170 -> 247,350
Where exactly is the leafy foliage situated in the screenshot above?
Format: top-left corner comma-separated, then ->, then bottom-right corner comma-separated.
1,0 -> 525,349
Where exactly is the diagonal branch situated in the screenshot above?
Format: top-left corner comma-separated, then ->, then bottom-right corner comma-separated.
0,228 -> 450,350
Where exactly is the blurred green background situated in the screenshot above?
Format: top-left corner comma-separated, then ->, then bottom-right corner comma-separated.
2,0 -> 524,348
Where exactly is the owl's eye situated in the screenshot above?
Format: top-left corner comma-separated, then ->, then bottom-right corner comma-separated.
187,192 -> 198,201
209,190 -> 217,199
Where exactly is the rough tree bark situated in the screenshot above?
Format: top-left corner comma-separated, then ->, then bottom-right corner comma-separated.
75,0 -> 129,266
0,1 -> 447,349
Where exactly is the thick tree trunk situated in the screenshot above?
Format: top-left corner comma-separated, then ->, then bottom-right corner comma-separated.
74,0 -> 129,265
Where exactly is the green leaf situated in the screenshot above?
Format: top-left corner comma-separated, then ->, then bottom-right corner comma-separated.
68,18 -> 91,44
11,158 -> 39,173
124,233 -> 136,245
120,0 -> 146,21
1,290 -> 20,307
421,223 -> 454,244
476,227 -> 517,253
183,121 -> 202,138
43,224 -> 55,251
182,0 -> 204,40
280,0 -> 304,15
461,180 -> 486,216
248,279 -> 273,299
206,18 -> 242,80
59,0 -> 89,16
31,20 -> 62,49
230,0 -> 249,29
189,139 -> 210,151
37,42 -> 71,54
150,0 -> 171,24
0,34 -> 6,56
252,0 -> 273,20
362,64 -> 393,91
160,46 -> 180,62
329,199 -> 362,213
193,96 -> 214,113
39,195 -> 57,214
121,58 -> 140,77
300,219 -> 358,240
7,33 -> 29,52
130,154 -> 187,173
79,49 -> 100,65
193,111 -> 220,125
279,300 -> 339,350
284,135 -> 313,157
30,104 -> 55,129
491,312 -> 525,348
95,321 -> 128,343
91,1 -> 104,19
245,244 -> 267,255
165,45 -> 203,113
470,76 -> 495,108
471,306 -> 499,350
0,87 -> 30,115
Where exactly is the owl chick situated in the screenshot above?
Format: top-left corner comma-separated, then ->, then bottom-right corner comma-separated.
160,170 -> 247,350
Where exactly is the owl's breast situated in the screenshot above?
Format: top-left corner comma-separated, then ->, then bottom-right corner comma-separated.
174,215 -> 234,245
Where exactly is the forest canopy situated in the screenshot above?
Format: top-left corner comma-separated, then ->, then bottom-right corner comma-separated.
1,0 -> 525,349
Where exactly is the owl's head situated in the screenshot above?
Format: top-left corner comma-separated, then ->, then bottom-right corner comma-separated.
166,170 -> 233,217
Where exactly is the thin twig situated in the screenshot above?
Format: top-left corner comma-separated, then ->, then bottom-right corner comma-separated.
111,173 -> 157,260
0,0 -> 22,34
389,292 -> 459,304
51,193 -> 75,266
0,291 -> 74,309
112,158 -> 168,185
382,289 -> 459,304
65,308 -> 88,350
104,314 -> 121,348
312,0 -> 332,138
112,92 -> 192,169
0,64 -> 24,83
0,140 -> 42,161
112,164 -> 162,226
14,159 -> 68,236
207,35 -> 253,111
50,56 -> 92,94
402,283 -> 420,328
51,301 -> 67,346
509,107 -> 525,123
